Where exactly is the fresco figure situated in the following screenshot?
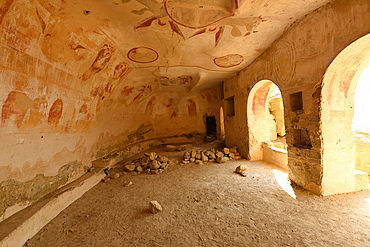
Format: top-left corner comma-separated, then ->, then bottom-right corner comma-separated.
48,98 -> 63,126
187,99 -> 197,117
1,75 -> 35,128
80,44 -> 114,81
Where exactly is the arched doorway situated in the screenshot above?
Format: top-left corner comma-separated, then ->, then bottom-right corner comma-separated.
247,80 -> 286,167
321,34 -> 370,195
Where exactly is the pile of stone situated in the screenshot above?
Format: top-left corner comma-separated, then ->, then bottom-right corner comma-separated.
123,152 -> 171,174
182,147 -> 241,164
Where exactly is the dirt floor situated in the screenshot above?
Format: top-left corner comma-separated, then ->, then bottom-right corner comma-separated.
25,144 -> 370,247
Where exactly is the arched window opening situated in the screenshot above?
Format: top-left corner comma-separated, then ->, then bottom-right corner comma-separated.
247,80 -> 287,170
352,65 -> 370,175
321,33 -> 370,195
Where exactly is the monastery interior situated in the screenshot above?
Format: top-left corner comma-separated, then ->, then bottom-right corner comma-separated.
0,0 -> 370,245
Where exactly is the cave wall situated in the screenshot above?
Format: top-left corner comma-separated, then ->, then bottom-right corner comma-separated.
223,0 -> 370,195
0,0 -> 222,221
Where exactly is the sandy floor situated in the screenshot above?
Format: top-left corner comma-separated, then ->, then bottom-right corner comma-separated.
25,145 -> 370,247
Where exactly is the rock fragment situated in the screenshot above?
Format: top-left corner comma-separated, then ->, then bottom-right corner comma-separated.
150,160 -> 160,170
235,165 -> 247,177
149,201 -> 163,214
166,145 -> 177,152
124,163 -> 136,172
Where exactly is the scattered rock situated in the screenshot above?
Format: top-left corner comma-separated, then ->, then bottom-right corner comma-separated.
135,166 -> 143,173
222,148 -> 230,154
124,164 -> 136,172
149,152 -> 158,161
216,157 -> 227,163
150,160 -> 160,170
149,200 -> 163,214
109,172 -> 120,179
101,177 -> 111,182
235,165 -> 247,177
123,181 -> 133,187
166,145 -> 177,152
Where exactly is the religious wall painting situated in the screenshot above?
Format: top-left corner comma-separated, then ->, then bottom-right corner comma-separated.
129,0 -> 261,47
156,75 -> 193,87
1,74 -> 35,128
48,98 -> 63,127
252,82 -> 270,114
214,54 -> 243,68
145,96 -> 157,116
133,85 -> 152,102
121,86 -> 135,96
80,44 -> 115,81
165,98 -> 178,119
187,98 -> 197,117
0,0 -> 42,53
127,47 -> 158,63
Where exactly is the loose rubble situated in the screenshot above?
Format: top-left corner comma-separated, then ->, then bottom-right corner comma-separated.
235,165 -> 248,177
181,147 -> 241,164
124,152 -> 172,174
149,201 -> 163,214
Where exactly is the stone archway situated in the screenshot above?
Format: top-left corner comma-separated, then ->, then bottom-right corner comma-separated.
247,80 -> 286,162
321,33 -> 370,195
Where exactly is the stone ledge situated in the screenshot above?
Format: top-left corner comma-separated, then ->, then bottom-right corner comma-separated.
0,168 -> 105,247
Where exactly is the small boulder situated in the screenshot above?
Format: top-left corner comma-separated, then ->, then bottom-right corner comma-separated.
229,147 -> 238,153
149,201 -> 163,214
123,181 -> 133,187
216,157 -> 227,163
109,172 -> 120,179
150,160 -> 160,170
201,153 -> 209,162
149,152 -> 158,161
222,148 -> 230,154
124,164 -> 136,172
166,145 -> 177,152
195,153 -> 202,160
235,165 -> 247,177
135,166 -> 143,173
216,151 -> 224,158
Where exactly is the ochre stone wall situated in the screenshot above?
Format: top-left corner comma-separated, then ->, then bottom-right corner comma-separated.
224,0 -> 370,195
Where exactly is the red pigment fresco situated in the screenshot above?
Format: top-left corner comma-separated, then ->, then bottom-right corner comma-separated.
252,84 -> 270,114
166,98 -> 178,119
187,99 -> 197,117
0,0 -> 15,25
48,99 -> 63,126
113,61 -> 132,79
81,44 -> 114,81
1,90 -> 34,128
121,86 -> 134,96
133,85 -> 152,101
201,92 -> 212,103
145,96 -> 156,115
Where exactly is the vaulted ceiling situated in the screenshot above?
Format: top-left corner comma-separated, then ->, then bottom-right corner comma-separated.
26,0 -> 332,94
